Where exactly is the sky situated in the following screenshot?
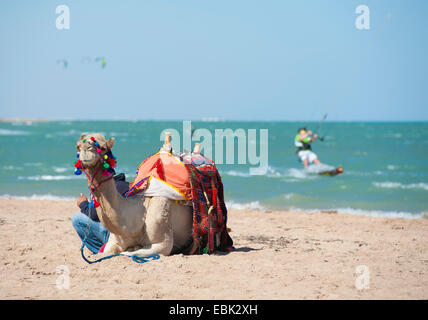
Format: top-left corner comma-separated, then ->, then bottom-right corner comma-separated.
0,0 -> 427,121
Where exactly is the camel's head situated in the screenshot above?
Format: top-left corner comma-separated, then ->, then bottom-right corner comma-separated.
76,133 -> 115,168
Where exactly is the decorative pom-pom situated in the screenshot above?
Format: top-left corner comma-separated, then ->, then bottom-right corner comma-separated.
93,199 -> 100,208
74,159 -> 84,169
74,168 -> 82,175
90,137 -> 95,141
102,169 -> 110,176
104,155 -> 108,160
82,139 -> 86,143
94,142 -> 100,147
103,162 -> 110,169
96,148 -> 101,153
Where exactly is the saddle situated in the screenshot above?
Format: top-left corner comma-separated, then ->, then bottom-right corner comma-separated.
126,151 -> 233,254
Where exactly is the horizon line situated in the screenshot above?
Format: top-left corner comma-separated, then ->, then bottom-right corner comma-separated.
1,118 -> 428,123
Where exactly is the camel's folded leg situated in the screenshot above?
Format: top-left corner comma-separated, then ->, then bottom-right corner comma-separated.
121,240 -> 173,257
122,196 -> 174,257
101,233 -> 125,255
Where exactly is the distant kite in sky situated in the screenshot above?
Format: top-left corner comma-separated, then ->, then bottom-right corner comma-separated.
95,57 -> 107,69
57,57 -> 107,69
56,59 -> 68,69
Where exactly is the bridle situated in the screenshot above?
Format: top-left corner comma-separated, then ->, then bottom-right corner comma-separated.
75,137 -> 117,208
84,159 -> 114,208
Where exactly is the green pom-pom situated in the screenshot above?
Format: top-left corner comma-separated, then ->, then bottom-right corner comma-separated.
103,162 -> 110,169
82,139 -> 86,143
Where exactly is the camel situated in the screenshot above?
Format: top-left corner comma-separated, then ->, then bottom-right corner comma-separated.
76,132 -> 193,257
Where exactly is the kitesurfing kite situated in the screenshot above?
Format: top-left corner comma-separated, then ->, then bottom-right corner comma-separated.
56,59 -> 68,69
95,57 -> 107,69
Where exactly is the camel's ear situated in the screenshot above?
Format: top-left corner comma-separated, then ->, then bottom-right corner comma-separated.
106,137 -> 115,150
76,133 -> 86,149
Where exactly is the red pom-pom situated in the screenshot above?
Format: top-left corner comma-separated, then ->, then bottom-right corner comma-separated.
90,137 -> 95,141
93,199 -> 100,208
74,159 -> 84,169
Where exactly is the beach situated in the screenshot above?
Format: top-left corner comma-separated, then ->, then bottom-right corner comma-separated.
0,198 -> 427,300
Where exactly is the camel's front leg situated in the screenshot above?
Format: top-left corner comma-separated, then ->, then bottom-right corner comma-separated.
122,196 -> 174,257
101,233 -> 125,255
121,241 -> 173,257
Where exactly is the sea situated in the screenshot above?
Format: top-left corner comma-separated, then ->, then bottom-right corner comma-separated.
1,120 -> 427,219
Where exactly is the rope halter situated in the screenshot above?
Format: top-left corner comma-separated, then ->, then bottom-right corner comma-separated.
74,136 -> 117,208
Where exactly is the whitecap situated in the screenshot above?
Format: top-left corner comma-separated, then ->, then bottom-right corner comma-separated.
386,165 -> 398,170
2,165 -> 21,170
18,175 -> 78,181
226,200 -> 266,210
291,207 -> 426,219
0,129 -> 30,136
0,194 -> 74,201
373,182 -> 428,191
223,170 -> 252,178
283,193 -> 295,200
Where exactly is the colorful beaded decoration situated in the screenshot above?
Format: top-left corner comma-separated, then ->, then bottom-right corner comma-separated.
73,136 -> 117,208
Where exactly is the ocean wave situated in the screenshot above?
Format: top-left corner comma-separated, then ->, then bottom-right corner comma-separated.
0,129 -> 30,136
283,193 -> 296,200
53,167 -> 68,173
24,162 -> 43,167
286,207 -> 427,219
0,194 -> 74,201
373,182 -> 428,191
386,165 -> 399,170
45,129 -> 81,138
223,170 -> 252,178
384,133 -> 403,139
223,166 -> 323,180
18,175 -> 78,181
109,132 -> 130,137
226,200 -> 266,210
2,165 -> 22,170
225,201 -> 426,219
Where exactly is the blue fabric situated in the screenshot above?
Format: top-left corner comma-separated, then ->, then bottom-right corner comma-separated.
72,212 -> 110,254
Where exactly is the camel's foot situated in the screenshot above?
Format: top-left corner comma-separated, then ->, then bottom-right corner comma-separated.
121,242 -> 172,257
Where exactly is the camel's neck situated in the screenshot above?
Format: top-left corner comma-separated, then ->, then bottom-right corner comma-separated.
85,165 -> 123,234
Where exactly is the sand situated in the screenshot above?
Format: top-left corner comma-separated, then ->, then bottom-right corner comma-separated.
0,198 -> 427,300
